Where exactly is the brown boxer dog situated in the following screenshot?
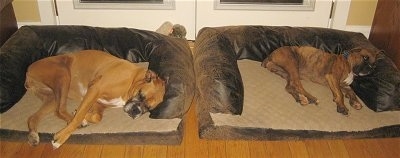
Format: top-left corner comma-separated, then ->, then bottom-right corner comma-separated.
261,46 -> 379,115
25,50 -> 166,148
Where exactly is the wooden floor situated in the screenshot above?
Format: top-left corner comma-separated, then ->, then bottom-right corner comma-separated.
1,102 -> 399,158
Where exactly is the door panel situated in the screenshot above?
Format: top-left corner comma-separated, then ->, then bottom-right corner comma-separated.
56,0 -> 196,40
196,0 -> 333,36
53,0 -> 336,40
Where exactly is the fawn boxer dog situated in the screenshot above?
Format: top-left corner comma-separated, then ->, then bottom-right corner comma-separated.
25,50 -> 166,148
262,46 -> 379,115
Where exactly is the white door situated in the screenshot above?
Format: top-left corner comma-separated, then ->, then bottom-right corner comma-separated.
55,0 -> 197,40
38,0 -> 350,40
196,0 -> 340,36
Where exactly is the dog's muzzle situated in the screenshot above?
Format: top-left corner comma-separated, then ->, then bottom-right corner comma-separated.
123,95 -> 149,119
353,59 -> 376,76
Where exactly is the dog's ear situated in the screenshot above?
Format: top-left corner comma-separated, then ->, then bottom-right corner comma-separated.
145,70 -> 158,82
163,76 -> 170,84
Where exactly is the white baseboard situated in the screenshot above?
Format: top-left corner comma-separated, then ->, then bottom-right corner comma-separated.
344,25 -> 372,38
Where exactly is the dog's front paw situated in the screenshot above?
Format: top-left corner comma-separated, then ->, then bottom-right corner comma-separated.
28,131 -> 40,146
79,119 -> 89,128
51,140 -> 62,149
52,132 -> 70,149
337,106 -> 349,115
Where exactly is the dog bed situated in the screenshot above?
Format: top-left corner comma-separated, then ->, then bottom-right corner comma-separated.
194,26 -> 400,140
0,26 -> 195,144
0,62 -> 184,144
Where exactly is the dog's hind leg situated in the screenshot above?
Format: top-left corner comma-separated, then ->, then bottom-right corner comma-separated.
27,93 -> 57,146
54,83 -> 74,124
342,86 -> 362,110
73,103 -> 105,128
280,61 -> 313,105
52,81 -> 101,149
53,60 -> 74,124
264,61 -> 289,79
84,103 -> 106,124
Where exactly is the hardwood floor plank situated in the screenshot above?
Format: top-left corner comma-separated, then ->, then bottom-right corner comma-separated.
327,140 -> 349,158
248,141 -> 268,158
41,143 -> 63,158
142,145 -> 167,158
19,143 -> 45,158
83,144 -> 103,158
167,144 -> 184,158
305,140 -> 333,158
288,141 -> 309,158
264,140 -> 292,158
376,138 -> 400,158
125,145 -> 143,158
363,139 -> 385,158
208,140 -> 226,158
101,144 -> 125,158
225,140 -> 250,158
0,141 -> 23,158
343,139 -> 369,158
59,144 -> 86,158
184,133 -> 208,158
183,103 -> 208,158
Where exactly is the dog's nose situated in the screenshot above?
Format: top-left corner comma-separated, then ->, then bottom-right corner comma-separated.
123,100 -> 144,119
130,106 -> 143,119
125,106 -> 143,119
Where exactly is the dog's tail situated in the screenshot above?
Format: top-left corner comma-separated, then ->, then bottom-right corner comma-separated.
24,76 -> 32,89
24,66 -> 36,90
261,57 -> 272,68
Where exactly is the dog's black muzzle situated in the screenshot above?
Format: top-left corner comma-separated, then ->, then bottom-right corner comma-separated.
353,58 -> 376,76
123,92 -> 150,119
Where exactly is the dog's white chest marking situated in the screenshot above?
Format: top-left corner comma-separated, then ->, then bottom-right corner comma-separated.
97,97 -> 126,107
343,73 -> 354,85
78,82 -> 87,96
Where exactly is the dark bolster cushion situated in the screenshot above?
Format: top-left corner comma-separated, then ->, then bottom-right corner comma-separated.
0,25 -> 195,119
194,26 -> 400,114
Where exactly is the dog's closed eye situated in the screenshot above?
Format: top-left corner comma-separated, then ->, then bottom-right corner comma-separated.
138,90 -> 146,101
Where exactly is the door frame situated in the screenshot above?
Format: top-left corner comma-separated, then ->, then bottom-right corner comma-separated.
27,0 -> 352,40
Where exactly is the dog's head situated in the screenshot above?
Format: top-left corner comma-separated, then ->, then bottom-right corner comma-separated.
347,48 -> 380,76
123,70 -> 166,119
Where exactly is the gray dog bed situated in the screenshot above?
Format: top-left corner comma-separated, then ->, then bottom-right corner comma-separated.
194,26 -> 400,140
200,60 -> 400,140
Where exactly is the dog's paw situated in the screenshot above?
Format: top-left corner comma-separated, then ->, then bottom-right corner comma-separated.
337,106 -> 349,115
52,136 -> 67,149
350,101 -> 363,110
52,132 -> 69,149
79,119 -> 89,128
298,94 -> 309,105
308,98 -> 319,105
28,132 -> 40,146
51,140 -> 62,149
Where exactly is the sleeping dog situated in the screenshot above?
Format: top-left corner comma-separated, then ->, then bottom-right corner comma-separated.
25,50 -> 166,148
262,46 -> 379,115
